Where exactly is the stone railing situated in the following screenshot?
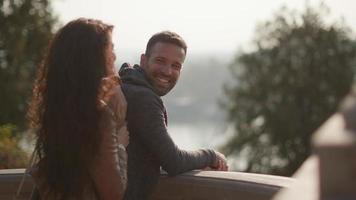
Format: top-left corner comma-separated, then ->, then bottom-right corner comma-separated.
0,169 -> 293,200
151,170 -> 293,200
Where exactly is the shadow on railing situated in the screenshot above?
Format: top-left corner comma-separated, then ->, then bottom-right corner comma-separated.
0,169 -> 293,200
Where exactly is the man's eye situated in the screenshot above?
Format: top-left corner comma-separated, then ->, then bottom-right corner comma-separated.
172,64 -> 182,70
156,59 -> 164,63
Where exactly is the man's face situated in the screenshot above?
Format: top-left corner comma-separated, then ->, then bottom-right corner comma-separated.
141,42 -> 186,96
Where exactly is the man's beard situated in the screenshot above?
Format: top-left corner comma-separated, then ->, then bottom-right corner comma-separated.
147,74 -> 176,96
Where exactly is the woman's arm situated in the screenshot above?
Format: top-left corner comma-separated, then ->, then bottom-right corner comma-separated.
91,86 -> 128,200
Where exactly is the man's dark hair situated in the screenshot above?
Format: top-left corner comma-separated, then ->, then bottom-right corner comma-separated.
145,31 -> 187,57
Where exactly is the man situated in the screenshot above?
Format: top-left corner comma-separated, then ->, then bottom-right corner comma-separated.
119,31 -> 228,200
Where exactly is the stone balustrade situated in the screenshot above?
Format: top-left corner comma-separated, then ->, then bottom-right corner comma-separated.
0,169 -> 293,200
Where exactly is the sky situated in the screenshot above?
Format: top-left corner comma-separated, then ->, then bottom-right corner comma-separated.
53,0 -> 356,63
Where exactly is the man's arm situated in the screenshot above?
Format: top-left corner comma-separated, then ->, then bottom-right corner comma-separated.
127,89 -> 221,175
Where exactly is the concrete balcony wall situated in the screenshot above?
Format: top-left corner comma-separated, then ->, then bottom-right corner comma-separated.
151,171 -> 293,200
0,169 -> 293,200
0,169 -> 34,200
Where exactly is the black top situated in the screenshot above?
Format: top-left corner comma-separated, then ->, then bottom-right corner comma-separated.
120,64 -> 217,200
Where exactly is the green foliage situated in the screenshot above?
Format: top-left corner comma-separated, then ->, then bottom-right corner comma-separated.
0,124 -> 29,169
222,5 -> 356,176
0,0 -> 57,168
0,0 -> 58,129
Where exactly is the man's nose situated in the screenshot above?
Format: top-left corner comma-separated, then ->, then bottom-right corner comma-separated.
161,65 -> 172,76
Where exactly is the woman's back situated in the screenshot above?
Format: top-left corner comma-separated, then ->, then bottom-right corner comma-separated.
27,18 -> 128,199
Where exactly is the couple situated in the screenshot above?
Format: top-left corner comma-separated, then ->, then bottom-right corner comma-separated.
28,18 -> 228,200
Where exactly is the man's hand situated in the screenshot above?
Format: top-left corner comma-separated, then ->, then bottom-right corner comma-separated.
211,151 -> 228,171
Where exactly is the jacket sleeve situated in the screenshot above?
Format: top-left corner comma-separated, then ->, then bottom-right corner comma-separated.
128,89 -> 217,176
91,87 -> 127,200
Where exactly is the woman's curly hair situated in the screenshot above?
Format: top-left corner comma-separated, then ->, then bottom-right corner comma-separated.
27,18 -> 118,199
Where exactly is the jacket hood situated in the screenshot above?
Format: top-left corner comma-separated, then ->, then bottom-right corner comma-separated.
119,63 -> 156,92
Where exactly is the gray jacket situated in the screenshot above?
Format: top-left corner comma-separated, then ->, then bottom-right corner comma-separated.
120,64 -> 218,200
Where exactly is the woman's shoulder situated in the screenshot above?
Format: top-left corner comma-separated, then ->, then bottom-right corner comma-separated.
107,85 -> 127,109
104,85 -> 127,124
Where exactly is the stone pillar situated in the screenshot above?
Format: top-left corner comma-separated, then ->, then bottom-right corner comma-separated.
314,94 -> 356,200
273,93 -> 356,200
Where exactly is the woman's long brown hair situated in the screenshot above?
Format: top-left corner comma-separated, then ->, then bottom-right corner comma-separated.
27,18 -> 116,199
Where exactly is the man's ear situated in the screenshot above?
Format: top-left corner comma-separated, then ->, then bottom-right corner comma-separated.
140,54 -> 147,68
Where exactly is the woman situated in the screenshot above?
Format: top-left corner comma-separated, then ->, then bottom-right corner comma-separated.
27,18 -> 128,199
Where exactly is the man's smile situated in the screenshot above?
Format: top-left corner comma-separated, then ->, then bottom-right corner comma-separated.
156,77 -> 170,85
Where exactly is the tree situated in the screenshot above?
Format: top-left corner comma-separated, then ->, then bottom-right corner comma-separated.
0,0 -> 58,168
0,124 -> 29,169
222,4 -> 356,176
0,0 -> 58,129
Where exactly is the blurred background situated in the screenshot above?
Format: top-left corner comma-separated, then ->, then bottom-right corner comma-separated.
1,0 -> 356,176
